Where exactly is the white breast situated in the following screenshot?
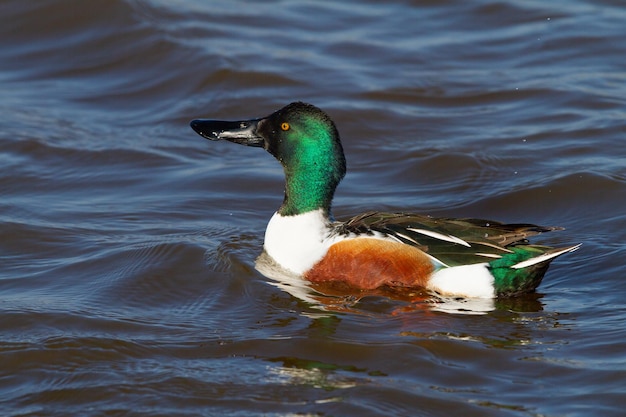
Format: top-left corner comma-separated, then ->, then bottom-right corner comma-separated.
263,209 -> 342,275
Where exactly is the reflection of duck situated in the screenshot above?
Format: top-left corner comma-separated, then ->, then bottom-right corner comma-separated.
191,102 -> 579,299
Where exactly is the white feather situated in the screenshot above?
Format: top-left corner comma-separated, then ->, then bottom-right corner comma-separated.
406,228 -> 471,247
427,264 -> 495,298
511,244 -> 582,269
393,232 -> 419,244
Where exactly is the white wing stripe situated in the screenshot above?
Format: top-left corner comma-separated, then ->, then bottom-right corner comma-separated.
475,253 -> 502,259
406,228 -> 471,247
393,232 -> 419,245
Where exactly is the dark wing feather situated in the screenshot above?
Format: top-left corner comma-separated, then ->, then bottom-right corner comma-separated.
337,212 -> 563,267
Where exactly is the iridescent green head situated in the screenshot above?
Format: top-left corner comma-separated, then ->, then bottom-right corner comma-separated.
191,102 -> 346,216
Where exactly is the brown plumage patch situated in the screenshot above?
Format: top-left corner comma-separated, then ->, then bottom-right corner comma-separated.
304,238 -> 434,290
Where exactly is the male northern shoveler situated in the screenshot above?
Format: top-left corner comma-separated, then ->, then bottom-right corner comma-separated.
190,102 -> 579,298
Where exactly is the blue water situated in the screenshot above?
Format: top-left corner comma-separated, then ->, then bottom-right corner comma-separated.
1,0 -> 625,415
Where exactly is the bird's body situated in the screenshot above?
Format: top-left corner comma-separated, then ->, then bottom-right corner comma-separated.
191,102 -> 579,298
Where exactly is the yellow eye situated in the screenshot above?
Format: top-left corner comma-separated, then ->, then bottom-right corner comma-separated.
281,122 -> 290,131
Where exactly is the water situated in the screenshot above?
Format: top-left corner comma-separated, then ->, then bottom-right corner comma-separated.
1,0 -> 625,415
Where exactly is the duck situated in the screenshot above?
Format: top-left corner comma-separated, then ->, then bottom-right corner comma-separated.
190,102 -> 580,298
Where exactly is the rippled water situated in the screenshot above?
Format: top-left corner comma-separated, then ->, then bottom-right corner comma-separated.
1,0 -> 625,415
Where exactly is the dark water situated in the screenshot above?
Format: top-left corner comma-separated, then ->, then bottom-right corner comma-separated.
1,0 -> 625,415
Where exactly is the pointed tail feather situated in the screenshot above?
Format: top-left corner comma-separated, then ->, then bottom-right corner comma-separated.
511,244 -> 581,269
490,243 -> 581,296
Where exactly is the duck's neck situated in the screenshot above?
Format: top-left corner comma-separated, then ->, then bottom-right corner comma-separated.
278,159 -> 344,217
278,175 -> 333,217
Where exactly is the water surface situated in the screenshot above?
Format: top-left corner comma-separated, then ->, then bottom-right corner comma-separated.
1,0 -> 625,415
